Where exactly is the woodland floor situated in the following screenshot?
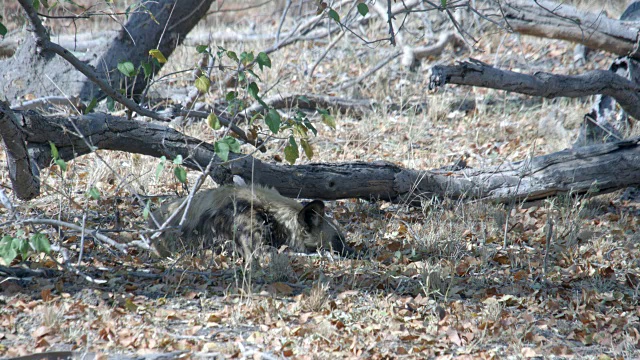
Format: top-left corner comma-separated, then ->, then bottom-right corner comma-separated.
1,1 -> 640,359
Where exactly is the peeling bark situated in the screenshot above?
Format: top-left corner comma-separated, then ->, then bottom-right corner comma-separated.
430,59 -> 640,120
8,110 -> 640,204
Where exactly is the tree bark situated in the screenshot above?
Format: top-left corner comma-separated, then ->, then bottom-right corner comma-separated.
0,101 -> 40,200
503,0 -> 640,59
429,59 -> 640,120
9,110 -> 640,203
0,0 -> 215,102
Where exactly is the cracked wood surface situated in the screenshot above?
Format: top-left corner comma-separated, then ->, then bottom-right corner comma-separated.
12,111 -> 640,203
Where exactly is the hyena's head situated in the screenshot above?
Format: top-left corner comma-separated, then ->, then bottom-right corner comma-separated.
297,200 -> 354,257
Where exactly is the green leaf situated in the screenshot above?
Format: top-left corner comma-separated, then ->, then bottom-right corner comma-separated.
148,49 -> 167,63
223,136 -> 241,153
143,200 -> 151,220
117,61 -> 136,77
207,113 -> 221,130
0,235 -> 11,247
84,97 -> 97,114
49,141 -> 59,160
174,166 -> 187,183
31,233 -> 50,254
246,68 -> 261,82
173,155 -> 183,165
293,123 -> 308,138
55,159 -> 67,172
225,91 -> 237,102
304,119 -> 317,136
284,136 -> 299,165
196,45 -> 208,54
318,108 -> 336,129
240,51 -> 254,66
226,50 -> 239,63
247,82 -> 260,100
13,237 -> 29,260
0,22 -> 7,38
256,52 -> 271,71
357,3 -> 369,16
440,0 -> 447,7
88,186 -> 101,200
265,109 -> 281,134
155,156 -> 166,181
0,236 -> 17,265
0,246 -> 17,266
194,75 -> 210,93
141,61 -> 152,79
328,9 -> 340,23
300,138 -> 313,160
106,96 -> 115,112
214,141 -> 230,162
214,137 -> 241,162
32,0 -> 40,10
238,70 -> 246,83
247,82 -> 267,108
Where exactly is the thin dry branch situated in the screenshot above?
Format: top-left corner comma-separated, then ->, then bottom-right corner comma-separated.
430,59 -> 640,119
242,93 -> 375,118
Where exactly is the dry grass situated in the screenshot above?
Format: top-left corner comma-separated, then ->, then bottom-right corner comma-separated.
1,0 -> 639,358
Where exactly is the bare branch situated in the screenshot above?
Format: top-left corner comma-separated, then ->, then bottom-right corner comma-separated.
503,0 -> 640,59
430,59 -> 640,119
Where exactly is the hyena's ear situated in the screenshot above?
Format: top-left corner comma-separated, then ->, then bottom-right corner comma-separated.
298,200 -> 325,230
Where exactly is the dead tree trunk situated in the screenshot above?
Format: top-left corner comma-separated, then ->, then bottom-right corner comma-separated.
6,109 -> 640,203
503,0 -> 640,60
0,0 -> 215,102
430,59 -> 640,120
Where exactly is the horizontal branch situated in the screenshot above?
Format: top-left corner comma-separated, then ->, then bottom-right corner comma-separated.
429,59 -> 640,119
15,111 -> 640,204
242,93 -> 375,118
503,0 -> 640,59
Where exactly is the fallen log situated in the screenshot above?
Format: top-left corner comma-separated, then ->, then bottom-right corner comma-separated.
5,109 -> 640,203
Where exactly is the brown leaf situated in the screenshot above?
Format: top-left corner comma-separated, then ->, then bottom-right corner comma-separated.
446,328 -> 462,346
32,326 -> 51,339
40,288 -> 53,302
268,282 -> 293,296
520,347 -> 537,357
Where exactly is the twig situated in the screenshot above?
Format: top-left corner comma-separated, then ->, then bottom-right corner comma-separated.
176,109 -> 267,152
275,0 -> 292,47
21,218 -> 129,253
308,29 -> 346,78
543,215 -> 553,278
11,96 -> 84,111
48,252 -> 108,284
337,50 -> 402,90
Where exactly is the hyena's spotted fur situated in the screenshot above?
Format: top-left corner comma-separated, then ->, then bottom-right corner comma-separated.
150,185 -> 353,259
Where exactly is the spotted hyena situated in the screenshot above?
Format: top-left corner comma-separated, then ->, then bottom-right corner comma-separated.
149,185 -> 353,259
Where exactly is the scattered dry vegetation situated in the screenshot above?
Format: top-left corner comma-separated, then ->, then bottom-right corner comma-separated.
1,0 -> 639,359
